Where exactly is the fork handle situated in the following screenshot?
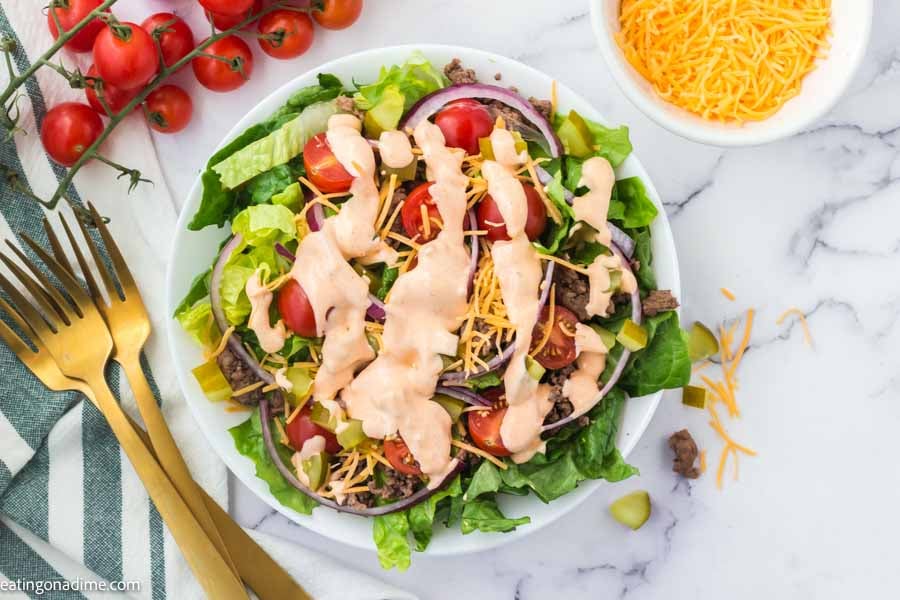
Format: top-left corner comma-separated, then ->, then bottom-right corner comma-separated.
83,371 -> 250,600
120,354 -> 239,580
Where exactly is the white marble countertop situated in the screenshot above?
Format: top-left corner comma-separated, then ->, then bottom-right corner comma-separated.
144,0 -> 900,597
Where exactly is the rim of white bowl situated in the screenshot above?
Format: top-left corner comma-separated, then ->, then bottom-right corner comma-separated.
590,0 -> 874,147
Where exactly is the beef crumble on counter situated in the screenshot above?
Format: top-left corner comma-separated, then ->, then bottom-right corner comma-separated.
668,429 -> 700,479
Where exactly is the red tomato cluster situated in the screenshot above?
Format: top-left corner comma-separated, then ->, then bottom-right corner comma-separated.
41,0 -> 364,166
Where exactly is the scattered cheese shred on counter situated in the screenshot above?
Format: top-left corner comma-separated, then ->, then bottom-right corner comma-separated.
616,0 -> 832,123
720,287 -> 736,301
776,307 -> 813,346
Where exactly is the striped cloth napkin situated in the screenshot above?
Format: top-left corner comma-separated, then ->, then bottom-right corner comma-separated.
0,3 -> 415,599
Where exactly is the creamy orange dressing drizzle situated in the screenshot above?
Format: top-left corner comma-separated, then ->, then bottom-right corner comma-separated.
563,324 -> 610,416
291,435 -> 325,488
585,253 -> 638,318
378,130 -> 414,168
245,268 -> 287,353
341,120 -> 470,487
483,129 -> 553,464
573,156 -> 615,247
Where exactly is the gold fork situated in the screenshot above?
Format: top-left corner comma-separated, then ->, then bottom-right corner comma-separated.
0,246 -> 249,599
0,288 -> 310,600
17,207 -> 238,580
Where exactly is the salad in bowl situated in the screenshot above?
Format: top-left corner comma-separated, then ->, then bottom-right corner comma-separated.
172,50 -> 690,569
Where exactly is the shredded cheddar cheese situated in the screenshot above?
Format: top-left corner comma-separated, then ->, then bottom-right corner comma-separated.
720,287 -> 736,301
207,325 -> 236,360
451,439 -> 508,470
616,0 -> 832,123
776,307 -> 813,346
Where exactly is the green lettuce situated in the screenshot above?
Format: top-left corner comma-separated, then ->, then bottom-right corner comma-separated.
460,497 -> 530,534
373,512 -> 412,571
463,371 -> 502,392
240,159 -> 305,207
229,409 -> 318,516
271,182 -> 303,211
408,476 -> 462,551
231,204 -> 297,248
175,300 -> 217,348
609,177 -> 658,229
219,245 -> 282,326
619,311 -> 691,396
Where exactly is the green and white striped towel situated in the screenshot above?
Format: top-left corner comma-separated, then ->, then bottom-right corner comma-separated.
0,3 -> 415,599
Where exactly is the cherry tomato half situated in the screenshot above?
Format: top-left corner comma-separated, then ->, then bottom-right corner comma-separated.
286,405 -> 340,454
401,182 -> 442,244
468,403 -> 512,457
47,0 -> 105,53
530,304 -> 579,370
384,437 -> 422,476
258,9 -> 314,60
41,102 -> 103,167
141,13 -> 194,69
434,99 -> 494,156
84,64 -> 137,115
477,183 -> 547,242
92,22 -> 159,91
199,0 -> 254,17
313,0 -> 363,30
302,132 -> 353,194
192,35 -> 254,93
278,279 -> 317,338
206,0 -> 262,31
144,85 -> 193,134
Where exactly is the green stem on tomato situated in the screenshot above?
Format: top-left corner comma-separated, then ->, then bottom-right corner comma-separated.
43,0 -> 296,210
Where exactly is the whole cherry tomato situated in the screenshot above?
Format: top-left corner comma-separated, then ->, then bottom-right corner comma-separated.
206,0 -> 262,31
47,0 -> 106,53
84,64 -> 137,115
192,35 -> 254,93
92,21 -> 159,90
198,0 -> 254,17
41,102 -> 103,167
258,10 -> 314,60
144,85 -> 193,134
140,13 -> 194,69
313,0 -> 363,30
477,183 -> 547,242
434,99 -> 494,156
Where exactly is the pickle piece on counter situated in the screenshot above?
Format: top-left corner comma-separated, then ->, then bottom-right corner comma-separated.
688,321 -> 719,362
682,385 -> 708,410
617,319 -> 648,352
609,490 -> 651,530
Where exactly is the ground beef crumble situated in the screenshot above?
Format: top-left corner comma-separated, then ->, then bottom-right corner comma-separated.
335,95 -> 362,118
216,346 -> 264,406
554,266 -> 591,321
543,364 -> 577,426
529,97 -> 552,119
643,290 -> 680,317
370,469 -> 419,501
444,58 -> 477,85
668,429 -> 700,479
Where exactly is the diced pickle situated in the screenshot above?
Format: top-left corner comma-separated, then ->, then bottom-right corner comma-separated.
525,355 -> 546,380
363,86 -> 405,138
588,324 -> 617,352
617,319 -> 648,352
609,490 -> 651,530
352,262 -> 382,295
301,452 -> 328,490
432,394 -> 466,423
382,159 -> 417,183
682,385 -> 708,410
607,270 -> 622,293
309,401 -> 337,432
477,131 -> 527,161
688,322 -> 719,362
192,359 -> 232,402
337,419 -> 368,449
285,367 -> 313,408
557,110 -> 593,158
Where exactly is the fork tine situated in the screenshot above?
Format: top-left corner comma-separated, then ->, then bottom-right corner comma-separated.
0,252 -> 70,327
14,236 -> 95,310
88,202 -> 136,293
75,208 -> 122,302
43,218 -> 75,276
0,268 -> 58,337
58,214 -> 104,304
0,297 -> 36,356
6,240 -> 78,322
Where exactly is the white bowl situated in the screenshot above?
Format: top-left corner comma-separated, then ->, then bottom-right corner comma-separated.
591,0 -> 873,147
165,44 -> 681,557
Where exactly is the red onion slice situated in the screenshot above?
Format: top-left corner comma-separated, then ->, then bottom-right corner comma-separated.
367,294 -> 387,322
400,83 -> 562,158
541,243 -> 641,431
306,203 -> 325,233
259,399 -> 463,516
275,242 -> 295,262
435,385 -> 491,407
210,234 -> 274,385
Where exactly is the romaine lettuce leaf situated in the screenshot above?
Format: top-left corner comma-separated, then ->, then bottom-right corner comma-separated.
408,476 -> 462,551
229,409 -> 318,516
460,497 -> 530,534
271,182 -> 303,211
219,244 -> 282,326
231,204 -> 297,248
609,177 -> 658,229
463,371 -> 502,392
175,300 -> 217,348
373,511 -> 411,571
619,311 -> 691,396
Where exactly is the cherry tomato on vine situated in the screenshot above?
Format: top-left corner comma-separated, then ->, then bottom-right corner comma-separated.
530,304 -> 579,370
206,0 -> 262,31
434,99 -> 494,156
313,0 -> 363,30
47,0 -> 106,53
140,13 -> 194,69
144,85 -> 193,134
84,64 -> 137,115
277,279 -> 317,338
198,0 -> 254,17
476,183 -> 547,242
41,102 -> 103,167
384,437 -> 422,476
467,393 -> 512,457
192,35 -> 254,93
92,22 -> 159,90
286,406 -> 340,454
258,10 -> 314,60
302,133 -> 353,194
